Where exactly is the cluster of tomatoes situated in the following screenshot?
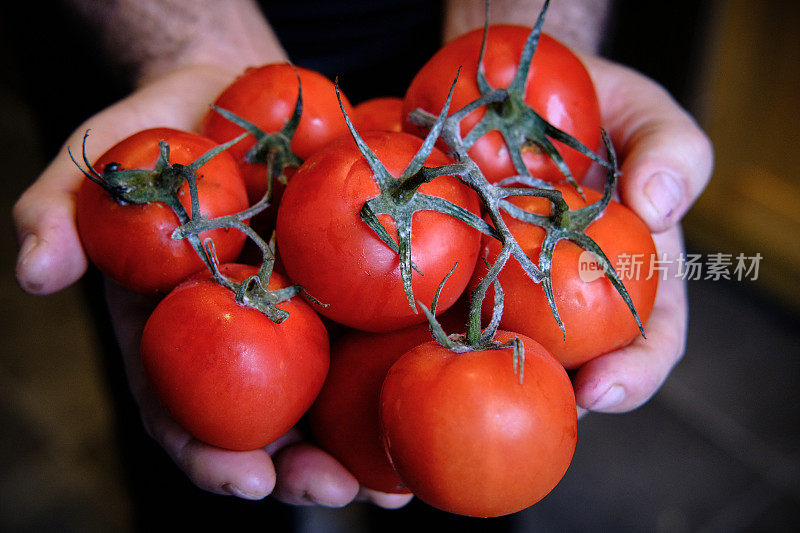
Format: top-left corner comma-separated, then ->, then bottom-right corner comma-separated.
73,9 -> 659,519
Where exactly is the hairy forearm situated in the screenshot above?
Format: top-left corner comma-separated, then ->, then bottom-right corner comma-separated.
63,0 -> 286,85
443,0 -> 611,53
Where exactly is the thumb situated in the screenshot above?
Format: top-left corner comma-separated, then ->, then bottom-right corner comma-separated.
13,154 -> 89,294
12,64 -> 241,295
13,118 -> 134,295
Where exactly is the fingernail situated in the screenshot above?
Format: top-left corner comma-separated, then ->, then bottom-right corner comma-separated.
644,172 -> 682,221
16,234 -> 38,269
16,234 -> 44,293
222,482 -> 261,500
589,384 -> 626,411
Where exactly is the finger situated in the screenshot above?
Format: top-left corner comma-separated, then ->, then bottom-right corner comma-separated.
272,443 -> 361,507
140,391 -> 277,499
13,116 -> 141,295
13,175 -> 88,294
264,427 -> 305,456
103,278 -> 277,499
584,55 -> 714,233
572,225 -> 688,412
355,487 -> 414,509
13,65 -> 239,295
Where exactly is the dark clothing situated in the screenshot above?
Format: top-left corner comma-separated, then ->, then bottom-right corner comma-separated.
261,0 -> 443,103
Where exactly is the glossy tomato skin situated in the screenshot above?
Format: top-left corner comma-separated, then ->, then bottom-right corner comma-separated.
472,186 -> 658,369
76,128 -> 249,295
403,25 -> 601,184
380,331 -> 577,517
201,63 -> 354,205
275,131 -> 482,333
140,264 -> 330,451
352,97 -> 403,133
308,324 -> 435,494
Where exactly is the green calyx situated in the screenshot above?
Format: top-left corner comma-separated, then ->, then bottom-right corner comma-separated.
335,74 -> 498,311
71,130 -> 244,210
210,104 -> 302,187
209,64 -> 304,187
71,130 -> 248,274
467,0 -> 609,191
171,148 -> 325,324
186,234 -> 320,325
498,131 -> 645,339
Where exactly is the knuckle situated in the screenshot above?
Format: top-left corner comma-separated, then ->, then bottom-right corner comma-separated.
677,122 -> 715,181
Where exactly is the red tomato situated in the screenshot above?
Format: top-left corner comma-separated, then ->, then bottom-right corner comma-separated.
352,97 -> 404,133
308,324 -> 434,494
275,131 -> 482,332
403,25 -> 601,184
75,128 -> 249,295
472,185 -> 658,369
201,63 -> 354,205
379,330 -> 577,517
140,264 -> 330,451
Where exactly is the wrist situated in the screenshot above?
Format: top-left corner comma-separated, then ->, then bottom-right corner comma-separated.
66,0 -> 287,89
135,6 -> 288,87
443,0 -> 610,54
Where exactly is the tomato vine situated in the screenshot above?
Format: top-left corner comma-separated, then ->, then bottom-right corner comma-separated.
334,0 -> 645,367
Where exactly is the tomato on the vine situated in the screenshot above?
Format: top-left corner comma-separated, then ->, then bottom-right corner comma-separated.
379,330 -> 577,517
275,130 -> 482,332
403,25 -> 601,184
140,263 -> 330,451
75,128 -> 249,295
201,63 -> 354,204
472,185 -> 659,369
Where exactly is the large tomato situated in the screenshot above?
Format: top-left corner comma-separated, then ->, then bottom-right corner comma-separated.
140,264 -> 329,451
403,25 -> 601,184
201,63 -> 354,205
76,128 -> 248,295
379,330 -> 577,517
472,185 -> 659,369
275,130 -> 482,332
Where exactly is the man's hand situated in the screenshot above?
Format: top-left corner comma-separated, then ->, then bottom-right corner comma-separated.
573,224 -> 689,413
572,55 -> 713,413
